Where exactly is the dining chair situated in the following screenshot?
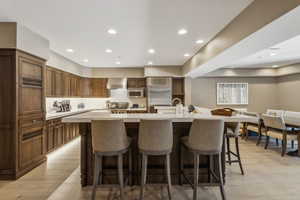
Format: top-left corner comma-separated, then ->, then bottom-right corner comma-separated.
261,114 -> 298,156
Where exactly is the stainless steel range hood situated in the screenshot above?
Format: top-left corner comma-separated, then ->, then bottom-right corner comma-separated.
106,78 -> 127,89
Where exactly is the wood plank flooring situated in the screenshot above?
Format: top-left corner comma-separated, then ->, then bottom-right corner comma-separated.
1,136 -> 300,200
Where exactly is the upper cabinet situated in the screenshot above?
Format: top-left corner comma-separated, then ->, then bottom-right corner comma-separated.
45,67 -> 108,98
45,66 -> 81,97
91,78 -> 108,97
172,77 -> 184,95
18,51 -> 45,116
80,78 -> 92,97
127,78 -> 146,88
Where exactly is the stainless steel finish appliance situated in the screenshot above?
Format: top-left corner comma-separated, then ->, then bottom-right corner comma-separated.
106,101 -> 129,109
106,78 -> 127,89
147,77 -> 172,106
128,88 -> 144,98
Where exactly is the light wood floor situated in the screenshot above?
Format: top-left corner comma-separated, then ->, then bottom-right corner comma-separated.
1,136 -> 300,200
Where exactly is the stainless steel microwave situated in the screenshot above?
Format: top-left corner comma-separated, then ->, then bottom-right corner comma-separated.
128,88 -> 144,98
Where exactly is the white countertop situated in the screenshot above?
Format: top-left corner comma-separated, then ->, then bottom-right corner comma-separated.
46,108 -> 147,120
62,111 -> 257,123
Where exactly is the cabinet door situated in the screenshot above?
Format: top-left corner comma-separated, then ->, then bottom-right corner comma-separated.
137,78 -> 146,88
63,124 -> 70,143
63,73 -> 71,97
91,78 -> 108,97
172,78 -> 184,95
80,78 -> 91,97
69,75 -> 77,97
47,124 -> 55,152
45,67 -> 54,97
19,126 -> 44,169
54,70 -> 64,96
54,123 -> 64,147
18,54 -> 45,115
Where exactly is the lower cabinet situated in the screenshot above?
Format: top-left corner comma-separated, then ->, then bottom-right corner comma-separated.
19,125 -> 44,170
46,119 -> 79,153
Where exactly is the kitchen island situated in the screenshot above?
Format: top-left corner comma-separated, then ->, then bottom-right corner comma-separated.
62,112 -> 255,186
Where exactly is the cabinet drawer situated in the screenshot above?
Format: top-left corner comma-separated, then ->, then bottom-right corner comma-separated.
19,127 -> 44,169
20,113 -> 44,128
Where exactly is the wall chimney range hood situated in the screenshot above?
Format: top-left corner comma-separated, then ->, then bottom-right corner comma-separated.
106,78 -> 127,89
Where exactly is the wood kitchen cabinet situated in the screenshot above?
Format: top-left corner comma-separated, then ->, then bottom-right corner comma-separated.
127,78 -> 146,88
45,67 -> 109,98
46,67 -> 54,96
91,78 -> 108,97
45,118 -> 80,153
80,78 -> 92,97
45,66 -> 64,97
0,49 -> 46,180
172,77 -> 185,105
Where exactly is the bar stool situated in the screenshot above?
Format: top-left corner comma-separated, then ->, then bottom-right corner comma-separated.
225,122 -> 245,175
91,120 -> 132,200
180,119 -> 226,200
138,119 -> 173,200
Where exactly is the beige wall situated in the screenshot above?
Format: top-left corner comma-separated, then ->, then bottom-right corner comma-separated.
188,77 -> 279,113
0,22 -> 17,48
90,67 -> 144,78
144,65 -> 182,77
277,73 -> 300,111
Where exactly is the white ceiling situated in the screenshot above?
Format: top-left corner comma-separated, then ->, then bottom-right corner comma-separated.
0,0 -> 253,68
228,34 -> 300,69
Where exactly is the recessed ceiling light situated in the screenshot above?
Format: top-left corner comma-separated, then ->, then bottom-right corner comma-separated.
272,65 -> 279,68
196,40 -> 204,44
178,29 -> 188,35
107,29 -> 117,35
83,59 -> 89,63
270,52 -> 277,56
148,61 -> 153,65
148,49 -> 155,54
116,61 -> 121,65
66,48 -> 74,53
105,49 -> 112,53
184,53 -> 190,57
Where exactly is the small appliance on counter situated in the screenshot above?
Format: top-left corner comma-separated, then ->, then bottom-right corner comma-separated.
77,103 -> 85,109
53,100 -> 72,112
106,101 -> 129,110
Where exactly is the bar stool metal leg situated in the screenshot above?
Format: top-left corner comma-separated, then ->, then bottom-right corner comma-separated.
140,154 -> 148,200
165,154 -> 172,200
118,154 -> 124,200
92,154 -> 100,200
265,136 -> 270,149
128,148 -> 133,186
235,137 -> 244,175
218,154 -> 226,200
179,144 -> 184,185
226,137 -> 231,165
193,153 -> 199,200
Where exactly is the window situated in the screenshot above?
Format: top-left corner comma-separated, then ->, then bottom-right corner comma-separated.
217,83 -> 248,105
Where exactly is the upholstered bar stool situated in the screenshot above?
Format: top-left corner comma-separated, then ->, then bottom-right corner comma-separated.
138,119 -> 173,200
91,120 -> 132,200
180,119 -> 226,200
225,122 -> 245,175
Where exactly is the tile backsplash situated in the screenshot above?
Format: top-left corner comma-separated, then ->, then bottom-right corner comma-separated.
45,97 -> 147,114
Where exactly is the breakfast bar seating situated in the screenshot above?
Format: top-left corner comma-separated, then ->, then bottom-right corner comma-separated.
138,120 -> 173,200
62,112 -> 255,192
91,120 -> 132,200
180,119 -> 226,200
